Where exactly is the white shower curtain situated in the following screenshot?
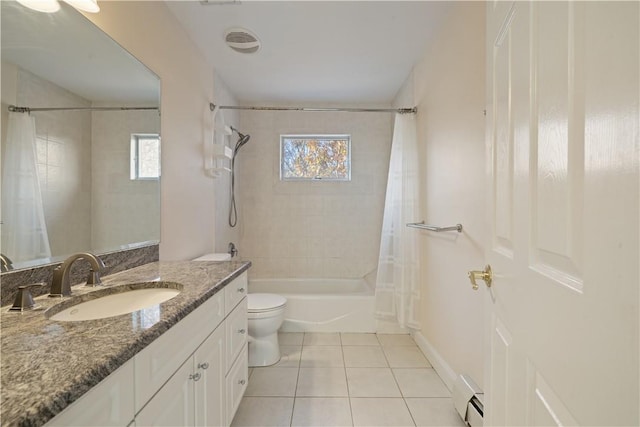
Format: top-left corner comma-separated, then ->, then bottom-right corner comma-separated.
1,112 -> 51,262
375,113 -> 420,330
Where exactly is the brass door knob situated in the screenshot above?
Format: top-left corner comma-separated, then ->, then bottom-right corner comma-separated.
468,265 -> 492,290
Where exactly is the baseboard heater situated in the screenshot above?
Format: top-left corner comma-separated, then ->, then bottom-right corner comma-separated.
453,374 -> 484,426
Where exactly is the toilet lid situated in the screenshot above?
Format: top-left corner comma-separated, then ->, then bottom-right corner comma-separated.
248,293 -> 286,312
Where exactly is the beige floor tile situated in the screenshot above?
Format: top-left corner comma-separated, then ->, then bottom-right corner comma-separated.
393,368 -> 450,397
231,397 -> 294,426
383,346 -> 431,368
300,345 -> 344,367
296,368 -> 348,397
346,367 -> 401,397
350,398 -> 415,427
376,334 -> 417,347
245,367 -> 299,397
270,345 -> 302,368
291,397 -> 353,426
405,398 -> 465,427
341,333 -> 380,346
279,332 -> 304,346
303,332 -> 342,346
343,346 -> 388,367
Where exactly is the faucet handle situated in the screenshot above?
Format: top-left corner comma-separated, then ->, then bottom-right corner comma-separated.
9,283 -> 45,312
85,269 -> 103,287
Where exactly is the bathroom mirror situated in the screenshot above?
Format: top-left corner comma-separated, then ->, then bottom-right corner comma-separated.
0,1 -> 161,271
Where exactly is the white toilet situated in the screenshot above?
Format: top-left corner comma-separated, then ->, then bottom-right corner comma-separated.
247,293 -> 287,367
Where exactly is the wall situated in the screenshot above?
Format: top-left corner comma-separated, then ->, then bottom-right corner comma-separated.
237,109 -> 392,279
396,2 -> 486,389
1,66 -> 92,259
91,108 -> 160,252
86,2 -> 219,261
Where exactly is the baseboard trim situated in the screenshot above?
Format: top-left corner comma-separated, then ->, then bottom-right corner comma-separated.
411,330 -> 457,392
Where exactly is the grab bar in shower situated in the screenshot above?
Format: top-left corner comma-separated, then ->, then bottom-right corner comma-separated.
406,221 -> 463,233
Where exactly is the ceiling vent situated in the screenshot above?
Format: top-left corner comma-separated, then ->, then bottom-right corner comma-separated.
224,28 -> 261,54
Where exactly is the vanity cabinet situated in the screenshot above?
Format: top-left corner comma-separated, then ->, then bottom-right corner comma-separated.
45,272 -> 248,427
46,360 -> 135,427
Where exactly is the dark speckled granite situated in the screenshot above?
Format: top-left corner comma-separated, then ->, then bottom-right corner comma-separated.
0,260 -> 251,427
0,244 -> 159,307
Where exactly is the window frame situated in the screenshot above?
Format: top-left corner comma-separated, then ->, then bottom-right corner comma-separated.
130,133 -> 161,181
279,134 -> 352,182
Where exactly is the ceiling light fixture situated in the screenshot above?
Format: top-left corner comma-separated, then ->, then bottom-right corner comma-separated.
16,0 -> 100,13
16,0 -> 60,13
63,0 -> 99,13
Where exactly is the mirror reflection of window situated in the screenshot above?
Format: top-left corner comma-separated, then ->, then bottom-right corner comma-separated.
130,134 -> 161,180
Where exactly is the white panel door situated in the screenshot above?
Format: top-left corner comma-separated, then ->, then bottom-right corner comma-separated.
195,326 -> 226,427
135,359 -> 195,427
484,1 -> 638,425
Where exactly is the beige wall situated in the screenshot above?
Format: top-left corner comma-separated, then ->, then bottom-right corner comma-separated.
86,2 -> 218,261
397,2 -> 486,388
237,109 -> 392,279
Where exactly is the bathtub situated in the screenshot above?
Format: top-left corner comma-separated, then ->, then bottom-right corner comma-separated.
248,278 -> 376,333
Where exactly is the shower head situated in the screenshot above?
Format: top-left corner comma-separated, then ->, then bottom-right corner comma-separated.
231,126 -> 250,155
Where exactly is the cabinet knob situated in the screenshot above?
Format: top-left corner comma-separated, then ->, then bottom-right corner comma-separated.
237,287 -> 245,293
238,379 -> 246,385
189,372 -> 201,382
238,329 -> 246,334
198,362 -> 209,370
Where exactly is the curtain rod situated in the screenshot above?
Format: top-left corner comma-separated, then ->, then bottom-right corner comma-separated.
209,103 -> 416,114
8,105 -> 159,113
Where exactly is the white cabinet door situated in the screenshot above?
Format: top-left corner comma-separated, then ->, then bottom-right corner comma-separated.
485,1 -> 639,425
225,345 -> 248,424
195,326 -> 226,427
135,291 -> 224,413
136,359 -> 196,427
46,361 -> 135,427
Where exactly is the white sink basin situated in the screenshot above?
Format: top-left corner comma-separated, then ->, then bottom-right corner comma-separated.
47,284 -> 181,322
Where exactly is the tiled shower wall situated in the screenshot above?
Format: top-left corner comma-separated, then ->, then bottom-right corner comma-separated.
91,108 -> 160,252
237,110 -> 393,279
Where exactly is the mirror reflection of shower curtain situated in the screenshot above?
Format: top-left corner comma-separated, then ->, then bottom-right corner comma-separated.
1,112 -> 51,262
375,113 -> 420,330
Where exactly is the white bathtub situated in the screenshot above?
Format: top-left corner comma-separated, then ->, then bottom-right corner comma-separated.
248,278 -> 376,333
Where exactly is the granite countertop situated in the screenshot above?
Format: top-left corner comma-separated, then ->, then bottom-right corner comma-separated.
0,260 -> 251,427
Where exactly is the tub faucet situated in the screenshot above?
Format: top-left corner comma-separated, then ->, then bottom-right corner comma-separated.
228,242 -> 238,258
49,252 -> 106,297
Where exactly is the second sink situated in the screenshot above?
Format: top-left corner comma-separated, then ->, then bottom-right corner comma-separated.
45,282 -> 182,322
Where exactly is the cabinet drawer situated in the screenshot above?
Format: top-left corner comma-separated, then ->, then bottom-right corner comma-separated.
135,290 -> 224,413
225,297 -> 247,372
224,272 -> 247,315
225,344 -> 248,425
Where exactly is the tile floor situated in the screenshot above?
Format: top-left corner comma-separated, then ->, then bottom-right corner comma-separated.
231,333 -> 465,427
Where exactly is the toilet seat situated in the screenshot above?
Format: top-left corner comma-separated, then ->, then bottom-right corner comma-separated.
248,293 -> 286,313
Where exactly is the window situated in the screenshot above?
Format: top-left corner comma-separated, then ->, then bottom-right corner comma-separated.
130,134 -> 160,180
280,135 -> 351,181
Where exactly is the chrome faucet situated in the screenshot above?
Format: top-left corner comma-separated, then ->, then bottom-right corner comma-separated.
228,242 -> 238,258
0,253 -> 13,272
49,252 -> 106,297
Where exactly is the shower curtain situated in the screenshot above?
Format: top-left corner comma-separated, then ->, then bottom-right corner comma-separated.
375,113 -> 420,330
1,112 -> 51,262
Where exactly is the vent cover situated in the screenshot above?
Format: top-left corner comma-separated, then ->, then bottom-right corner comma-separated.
224,28 -> 261,54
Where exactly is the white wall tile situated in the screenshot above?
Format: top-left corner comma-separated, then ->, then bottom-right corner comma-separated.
238,110 -> 392,280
